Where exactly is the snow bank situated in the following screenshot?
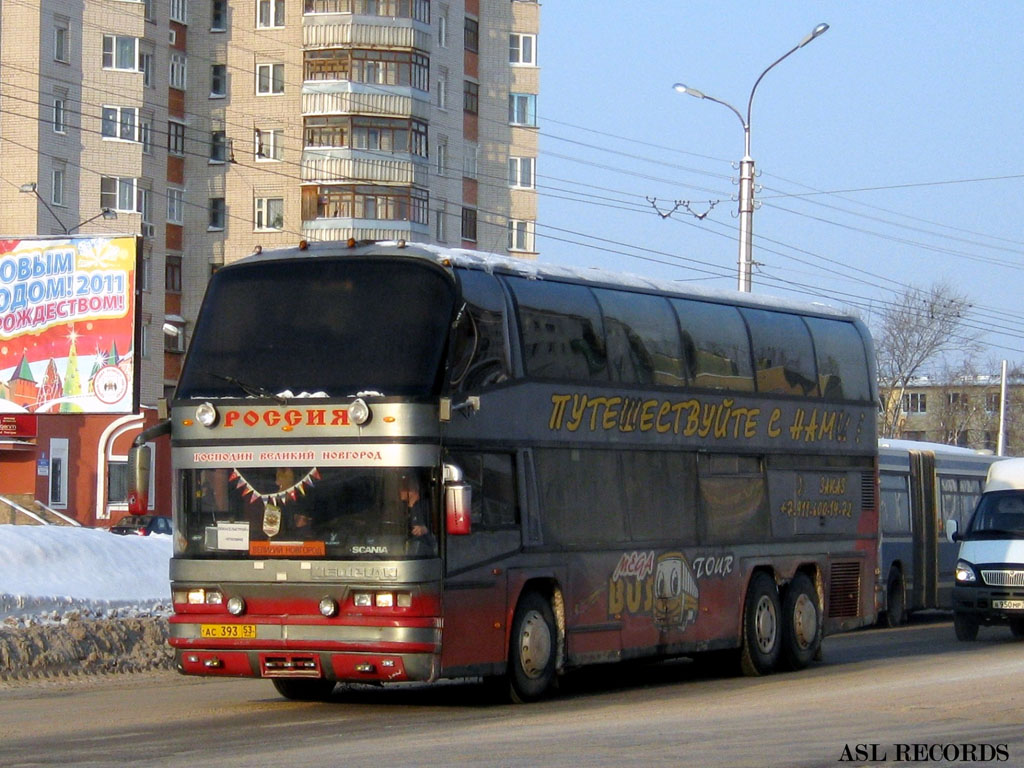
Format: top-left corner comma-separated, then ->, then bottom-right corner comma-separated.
0,525 -> 172,621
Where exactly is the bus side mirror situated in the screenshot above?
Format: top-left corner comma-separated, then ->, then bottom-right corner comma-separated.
946,519 -> 959,543
127,444 -> 151,515
445,482 -> 472,535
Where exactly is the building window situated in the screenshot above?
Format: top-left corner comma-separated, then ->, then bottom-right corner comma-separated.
52,95 -> 67,134
168,121 -> 186,155
257,63 -> 285,94
311,186 -> 428,225
209,197 -> 226,230
169,52 -> 187,89
438,7 -> 448,47
167,188 -> 185,225
509,33 -> 536,66
303,0 -> 427,21
51,167 -> 65,207
901,392 -> 927,414
508,156 -> 535,188
165,255 -> 182,293
257,0 -> 285,28
210,130 -> 227,162
435,138 -> 447,176
303,49 -> 429,89
508,220 -> 535,252
101,106 -> 139,141
138,188 -> 152,236
303,116 -> 427,157
211,64 -> 227,97
103,35 -> 139,71
140,51 -> 154,87
464,17 -> 478,53
255,128 -> 283,161
140,112 -> 153,154
211,0 -> 227,30
509,93 -> 537,126
987,392 -> 1002,414
436,67 -> 448,109
255,196 -> 284,230
463,143 -> 478,179
100,176 -> 138,212
54,26 -> 70,63
947,392 -> 967,408
461,208 -> 477,242
170,0 -> 188,24
435,209 -> 446,242
463,80 -> 478,115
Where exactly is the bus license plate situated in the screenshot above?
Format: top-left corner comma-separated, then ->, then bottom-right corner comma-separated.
200,624 -> 257,639
992,600 -> 1024,610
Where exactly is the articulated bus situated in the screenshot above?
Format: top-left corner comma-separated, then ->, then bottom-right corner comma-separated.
877,439 -> 1000,625
134,240 -> 879,702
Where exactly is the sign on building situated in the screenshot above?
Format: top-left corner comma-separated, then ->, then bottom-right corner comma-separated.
0,236 -> 138,414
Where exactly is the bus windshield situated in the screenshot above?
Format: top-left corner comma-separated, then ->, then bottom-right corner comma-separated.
178,466 -> 437,559
176,257 -> 456,399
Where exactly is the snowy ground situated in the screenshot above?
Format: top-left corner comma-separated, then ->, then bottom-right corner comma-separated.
0,525 -> 174,681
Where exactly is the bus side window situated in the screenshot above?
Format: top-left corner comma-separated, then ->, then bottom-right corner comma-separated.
739,308 -> 819,397
506,276 -> 608,382
593,288 -> 686,387
450,270 -> 510,392
671,299 -> 754,392
805,317 -> 872,402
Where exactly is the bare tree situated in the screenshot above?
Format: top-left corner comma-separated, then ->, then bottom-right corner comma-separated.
875,283 -> 978,438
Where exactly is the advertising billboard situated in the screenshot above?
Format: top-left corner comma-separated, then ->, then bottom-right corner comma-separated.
0,236 -> 138,414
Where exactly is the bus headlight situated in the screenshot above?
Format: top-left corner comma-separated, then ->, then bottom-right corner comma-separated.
954,560 -> 977,583
319,598 -> 339,617
195,402 -> 219,428
226,596 -> 246,615
349,397 -> 371,426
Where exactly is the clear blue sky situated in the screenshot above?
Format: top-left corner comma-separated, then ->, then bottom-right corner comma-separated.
535,1 -> 1024,369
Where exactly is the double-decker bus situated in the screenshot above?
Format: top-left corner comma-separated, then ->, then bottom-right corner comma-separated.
877,439 -> 999,626
133,240 -> 879,702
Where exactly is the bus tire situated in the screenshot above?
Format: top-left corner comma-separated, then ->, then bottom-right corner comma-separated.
780,572 -> 821,671
740,572 -> 782,676
508,591 -> 557,703
884,568 -> 906,628
953,612 -> 979,642
271,678 -> 336,701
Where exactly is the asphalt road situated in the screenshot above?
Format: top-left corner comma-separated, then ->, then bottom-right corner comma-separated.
1,617 -> 1021,768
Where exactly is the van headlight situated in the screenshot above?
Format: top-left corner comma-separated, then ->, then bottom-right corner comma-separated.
954,560 -> 977,583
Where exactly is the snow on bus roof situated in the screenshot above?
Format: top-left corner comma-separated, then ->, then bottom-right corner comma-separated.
234,240 -> 857,320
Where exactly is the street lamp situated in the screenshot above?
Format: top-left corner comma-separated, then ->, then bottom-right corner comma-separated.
674,22 -> 829,293
19,181 -> 118,234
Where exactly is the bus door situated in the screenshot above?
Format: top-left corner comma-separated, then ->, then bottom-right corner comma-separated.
440,452 -> 520,675
908,450 -> 938,610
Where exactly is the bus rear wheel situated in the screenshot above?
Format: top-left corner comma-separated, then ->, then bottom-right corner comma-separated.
884,568 -> 906,627
272,678 -> 337,701
740,572 -> 782,676
781,572 -> 821,670
508,591 -> 557,703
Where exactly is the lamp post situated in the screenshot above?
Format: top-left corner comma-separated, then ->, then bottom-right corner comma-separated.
19,182 -> 118,234
674,22 -> 829,293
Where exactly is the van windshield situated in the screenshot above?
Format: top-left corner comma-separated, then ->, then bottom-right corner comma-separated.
965,491 -> 1024,539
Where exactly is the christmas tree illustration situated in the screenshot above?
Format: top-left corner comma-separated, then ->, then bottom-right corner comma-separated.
60,328 -> 83,413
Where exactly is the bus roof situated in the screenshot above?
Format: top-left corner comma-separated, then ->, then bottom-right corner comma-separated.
984,458 -> 1024,492
231,240 -> 860,321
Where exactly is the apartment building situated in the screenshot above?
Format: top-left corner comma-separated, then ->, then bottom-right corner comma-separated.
0,0 -> 539,525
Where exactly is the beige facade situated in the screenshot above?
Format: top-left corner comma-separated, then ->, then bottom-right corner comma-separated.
2,0 -> 540,406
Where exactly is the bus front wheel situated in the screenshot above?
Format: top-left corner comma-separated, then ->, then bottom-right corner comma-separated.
271,678 -> 337,701
508,591 -> 557,703
740,572 -> 782,676
780,572 -> 821,670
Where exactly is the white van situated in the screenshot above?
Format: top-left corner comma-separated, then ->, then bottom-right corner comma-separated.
948,458 -> 1024,641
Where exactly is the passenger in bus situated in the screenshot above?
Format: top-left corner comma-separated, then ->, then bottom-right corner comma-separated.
399,474 -> 430,538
